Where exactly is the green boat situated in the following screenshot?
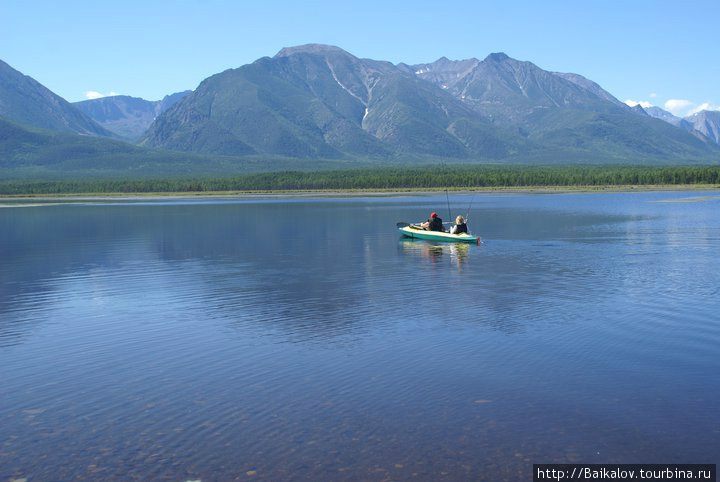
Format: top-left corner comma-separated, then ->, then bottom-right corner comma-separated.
398,224 -> 480,244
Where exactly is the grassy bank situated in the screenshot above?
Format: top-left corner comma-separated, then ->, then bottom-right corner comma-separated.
1,165 -> 719,196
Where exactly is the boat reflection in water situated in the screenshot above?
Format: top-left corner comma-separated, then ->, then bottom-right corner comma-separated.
398,238 -> 472,271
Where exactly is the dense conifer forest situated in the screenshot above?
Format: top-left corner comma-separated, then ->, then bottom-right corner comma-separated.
1,165 -> 719,195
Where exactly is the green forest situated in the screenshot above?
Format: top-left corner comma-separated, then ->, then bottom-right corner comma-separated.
1,165 -> 719,195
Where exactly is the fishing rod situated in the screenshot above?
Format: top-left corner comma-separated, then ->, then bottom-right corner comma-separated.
445,189 -> 452,222
465,191 -> 477,223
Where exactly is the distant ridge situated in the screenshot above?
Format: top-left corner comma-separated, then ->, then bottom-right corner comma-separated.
74,91 -> 191,140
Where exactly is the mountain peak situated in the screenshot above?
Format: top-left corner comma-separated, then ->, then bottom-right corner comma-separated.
275,44 -> 348,58
630,104 -> 648,115
485,52 -> 510,62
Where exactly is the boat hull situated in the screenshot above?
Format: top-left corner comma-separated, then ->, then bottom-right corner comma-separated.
399,225 -> 479,244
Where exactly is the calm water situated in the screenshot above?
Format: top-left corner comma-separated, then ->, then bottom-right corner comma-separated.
1,192 -> 719,481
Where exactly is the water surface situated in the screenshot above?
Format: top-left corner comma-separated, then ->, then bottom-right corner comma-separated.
1,192 -> 719,480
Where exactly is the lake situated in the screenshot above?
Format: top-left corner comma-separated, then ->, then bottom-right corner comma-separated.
1,191 -> 719,481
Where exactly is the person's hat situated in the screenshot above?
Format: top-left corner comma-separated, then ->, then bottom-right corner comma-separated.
430,212 -> 438,218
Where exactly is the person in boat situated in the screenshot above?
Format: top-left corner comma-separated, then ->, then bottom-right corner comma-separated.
450,215 -> 468,235
421,212 -> 445,231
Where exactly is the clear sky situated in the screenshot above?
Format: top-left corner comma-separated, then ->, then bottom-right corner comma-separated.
1,0 -> 717,117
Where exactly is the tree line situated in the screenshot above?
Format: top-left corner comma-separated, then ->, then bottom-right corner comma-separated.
1,165 -> 719,195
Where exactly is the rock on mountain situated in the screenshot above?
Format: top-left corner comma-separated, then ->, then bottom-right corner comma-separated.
686,110 -> 720,144
0,59 -> 113,137
74,91 -> 191,140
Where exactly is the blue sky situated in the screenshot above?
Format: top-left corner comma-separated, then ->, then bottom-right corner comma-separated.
2,0 -> 717,117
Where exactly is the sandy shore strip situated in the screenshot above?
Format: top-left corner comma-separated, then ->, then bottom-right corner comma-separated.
0,184 -> 718,206
653,194 -> 720,203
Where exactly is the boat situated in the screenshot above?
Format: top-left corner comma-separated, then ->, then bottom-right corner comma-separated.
398,223 -> 480,244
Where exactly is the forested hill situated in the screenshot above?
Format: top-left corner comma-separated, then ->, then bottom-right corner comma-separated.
3,165 -> 719,195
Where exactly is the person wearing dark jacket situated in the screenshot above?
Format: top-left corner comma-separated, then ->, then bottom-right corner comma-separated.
450,215 -> 468,234
421,212 -> 444,231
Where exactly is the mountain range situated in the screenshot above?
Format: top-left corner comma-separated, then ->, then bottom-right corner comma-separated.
140,45 -> 718,163
1,45 -> 718,178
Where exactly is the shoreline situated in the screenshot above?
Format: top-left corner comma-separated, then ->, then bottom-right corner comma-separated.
1,184 -> 718,204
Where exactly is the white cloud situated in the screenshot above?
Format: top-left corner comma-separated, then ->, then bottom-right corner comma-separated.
84,90 -> 120,100
649,93 -> 657,98
687,102 -> 720,116
625,99 -> 653,108
664,99 -> 694,116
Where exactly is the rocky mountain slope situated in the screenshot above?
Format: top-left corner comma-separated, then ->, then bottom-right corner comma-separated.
684,110 -> 720,143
